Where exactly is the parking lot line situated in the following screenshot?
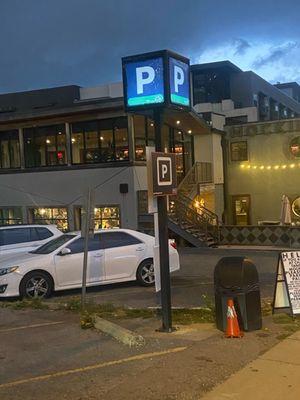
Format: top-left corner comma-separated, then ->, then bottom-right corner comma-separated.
0,346 -> 187,389
0,321 -> 64,333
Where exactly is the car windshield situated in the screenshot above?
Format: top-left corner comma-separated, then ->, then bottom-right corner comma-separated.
31,234 -> 76,254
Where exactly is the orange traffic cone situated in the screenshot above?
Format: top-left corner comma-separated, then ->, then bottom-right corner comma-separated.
225,299 -> 243,338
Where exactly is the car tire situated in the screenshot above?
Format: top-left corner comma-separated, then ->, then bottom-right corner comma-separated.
136,259 -> 155,287
19,271 -> 53,299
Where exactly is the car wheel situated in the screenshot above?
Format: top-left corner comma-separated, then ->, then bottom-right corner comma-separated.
20,271 -> 53,299
137,259 -> 155,286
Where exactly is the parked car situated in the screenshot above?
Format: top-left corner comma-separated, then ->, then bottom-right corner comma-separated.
0,225 -> 63,256
0,229 -> 179,298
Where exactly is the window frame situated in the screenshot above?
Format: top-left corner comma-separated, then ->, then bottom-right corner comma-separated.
70,117 -> 129,165
230,140 -> 248,162
0,130 -> 21,169
24,124 -> 67,168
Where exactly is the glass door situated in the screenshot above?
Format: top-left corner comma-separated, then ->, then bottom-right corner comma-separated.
232,195 -> 251,225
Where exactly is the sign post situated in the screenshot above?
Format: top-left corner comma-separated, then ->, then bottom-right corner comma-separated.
122,49 -> 191,332
81,188 -> 95,309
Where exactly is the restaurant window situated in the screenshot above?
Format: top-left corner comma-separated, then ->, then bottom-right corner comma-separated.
230,141 -> 248,162
24,124 -> 66,168
29,207 -> 68,232
71,118 -> 129,164
0,208 -> 22,225
0,130 -> 21,169
76,206 -> 120,230
134,115 -> 146,161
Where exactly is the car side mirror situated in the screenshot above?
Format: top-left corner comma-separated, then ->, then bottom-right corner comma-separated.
59,248 -> 71,256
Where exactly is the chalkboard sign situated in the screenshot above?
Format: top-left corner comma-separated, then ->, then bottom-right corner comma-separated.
273,251 -> 300,315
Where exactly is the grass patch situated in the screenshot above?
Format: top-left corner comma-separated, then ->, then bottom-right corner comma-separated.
172,308 -> 215,325
1,298 -> 49,310
59,297 -> 215,328
276,333 -> 290,341
273,313 -> 294,324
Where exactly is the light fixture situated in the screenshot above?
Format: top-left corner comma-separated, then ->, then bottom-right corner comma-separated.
274,165 -> 279,170
150,122 -> 154,127
247,165 -> 251,169
100,136 -> 104,141
176,120 -> 180,125
71,138 -> 76,143
241,164 -> 245,168
260,166 -> 265,170
252,166 -> 257,169
46,139 -> 51,144
282,165 -> 287,169
267,166 -> 271,170
40,208 -> 46,215
290,164 -> 295,168
188,129 -> 192,134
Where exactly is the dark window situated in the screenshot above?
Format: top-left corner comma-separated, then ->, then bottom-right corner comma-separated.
0,227 -> 39,246
0,130 -> 20,169
67,235 -> 101,254
35,227 -> 53,240
32,234 -> 75,254
71,118 -> 129,164
100,232 -> 142,249
230,141 -> 248,162
24,124 -> 66,168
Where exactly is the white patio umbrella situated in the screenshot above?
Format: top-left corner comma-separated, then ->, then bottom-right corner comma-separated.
280,195 -> 292,225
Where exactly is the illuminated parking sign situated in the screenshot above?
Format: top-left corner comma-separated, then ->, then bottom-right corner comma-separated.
124,57 -> 164,107
122,50 -> 191,112
169,57 -> 190,107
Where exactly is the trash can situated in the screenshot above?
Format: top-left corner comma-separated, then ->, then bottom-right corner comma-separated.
214,257 -> 262,332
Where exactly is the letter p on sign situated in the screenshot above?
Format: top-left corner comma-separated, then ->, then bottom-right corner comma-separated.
174,65 -> 184,93
157,157 -> 172,186
136,66 -> 155,94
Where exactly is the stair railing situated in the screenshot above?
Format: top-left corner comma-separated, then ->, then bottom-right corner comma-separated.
177,162 -> 213,198
172,192 -> 220,243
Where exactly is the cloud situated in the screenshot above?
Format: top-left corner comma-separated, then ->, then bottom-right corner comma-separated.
253,42 -> 299,68
234,38 -> 251,55
195,39 -> 300,84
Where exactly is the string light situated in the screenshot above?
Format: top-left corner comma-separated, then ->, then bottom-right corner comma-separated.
240,163 -> 299,170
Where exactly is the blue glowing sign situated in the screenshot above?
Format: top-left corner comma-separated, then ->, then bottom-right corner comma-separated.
122,50 -> 191,111
124,58 -> 164,107
169,57 -> 190,107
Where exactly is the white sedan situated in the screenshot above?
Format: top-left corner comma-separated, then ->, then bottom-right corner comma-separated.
0,229 -> 180,299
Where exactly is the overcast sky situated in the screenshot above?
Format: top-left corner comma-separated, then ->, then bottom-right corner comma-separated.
1,0 -> 300,93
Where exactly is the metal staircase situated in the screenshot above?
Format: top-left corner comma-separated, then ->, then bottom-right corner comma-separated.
168,163 -> 220,247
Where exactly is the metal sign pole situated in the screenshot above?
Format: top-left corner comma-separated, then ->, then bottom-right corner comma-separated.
153,108 -> 172,332
81,188 -> 93,309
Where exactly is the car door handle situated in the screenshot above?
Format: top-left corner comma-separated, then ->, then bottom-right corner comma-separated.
93,254 -> 103,258
136,247 -> 144,252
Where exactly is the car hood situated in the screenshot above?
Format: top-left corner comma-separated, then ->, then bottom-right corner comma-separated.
0,252 -> 49,268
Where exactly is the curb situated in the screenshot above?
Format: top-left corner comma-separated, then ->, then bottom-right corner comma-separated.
94,315 -> 146,347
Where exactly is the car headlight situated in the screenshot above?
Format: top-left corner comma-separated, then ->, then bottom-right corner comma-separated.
0,266 -> 19,276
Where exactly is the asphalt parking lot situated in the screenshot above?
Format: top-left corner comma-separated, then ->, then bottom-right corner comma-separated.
48,247 -> 280,307
0,247 -> 288,400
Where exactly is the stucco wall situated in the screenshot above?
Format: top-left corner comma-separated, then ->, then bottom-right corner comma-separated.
225,119 -> 300,224
0,166 -> 139,230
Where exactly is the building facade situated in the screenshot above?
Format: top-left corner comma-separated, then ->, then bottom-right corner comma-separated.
224,118 -> 300,226
0,83 -> 223,237
191,61 -> 300,127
